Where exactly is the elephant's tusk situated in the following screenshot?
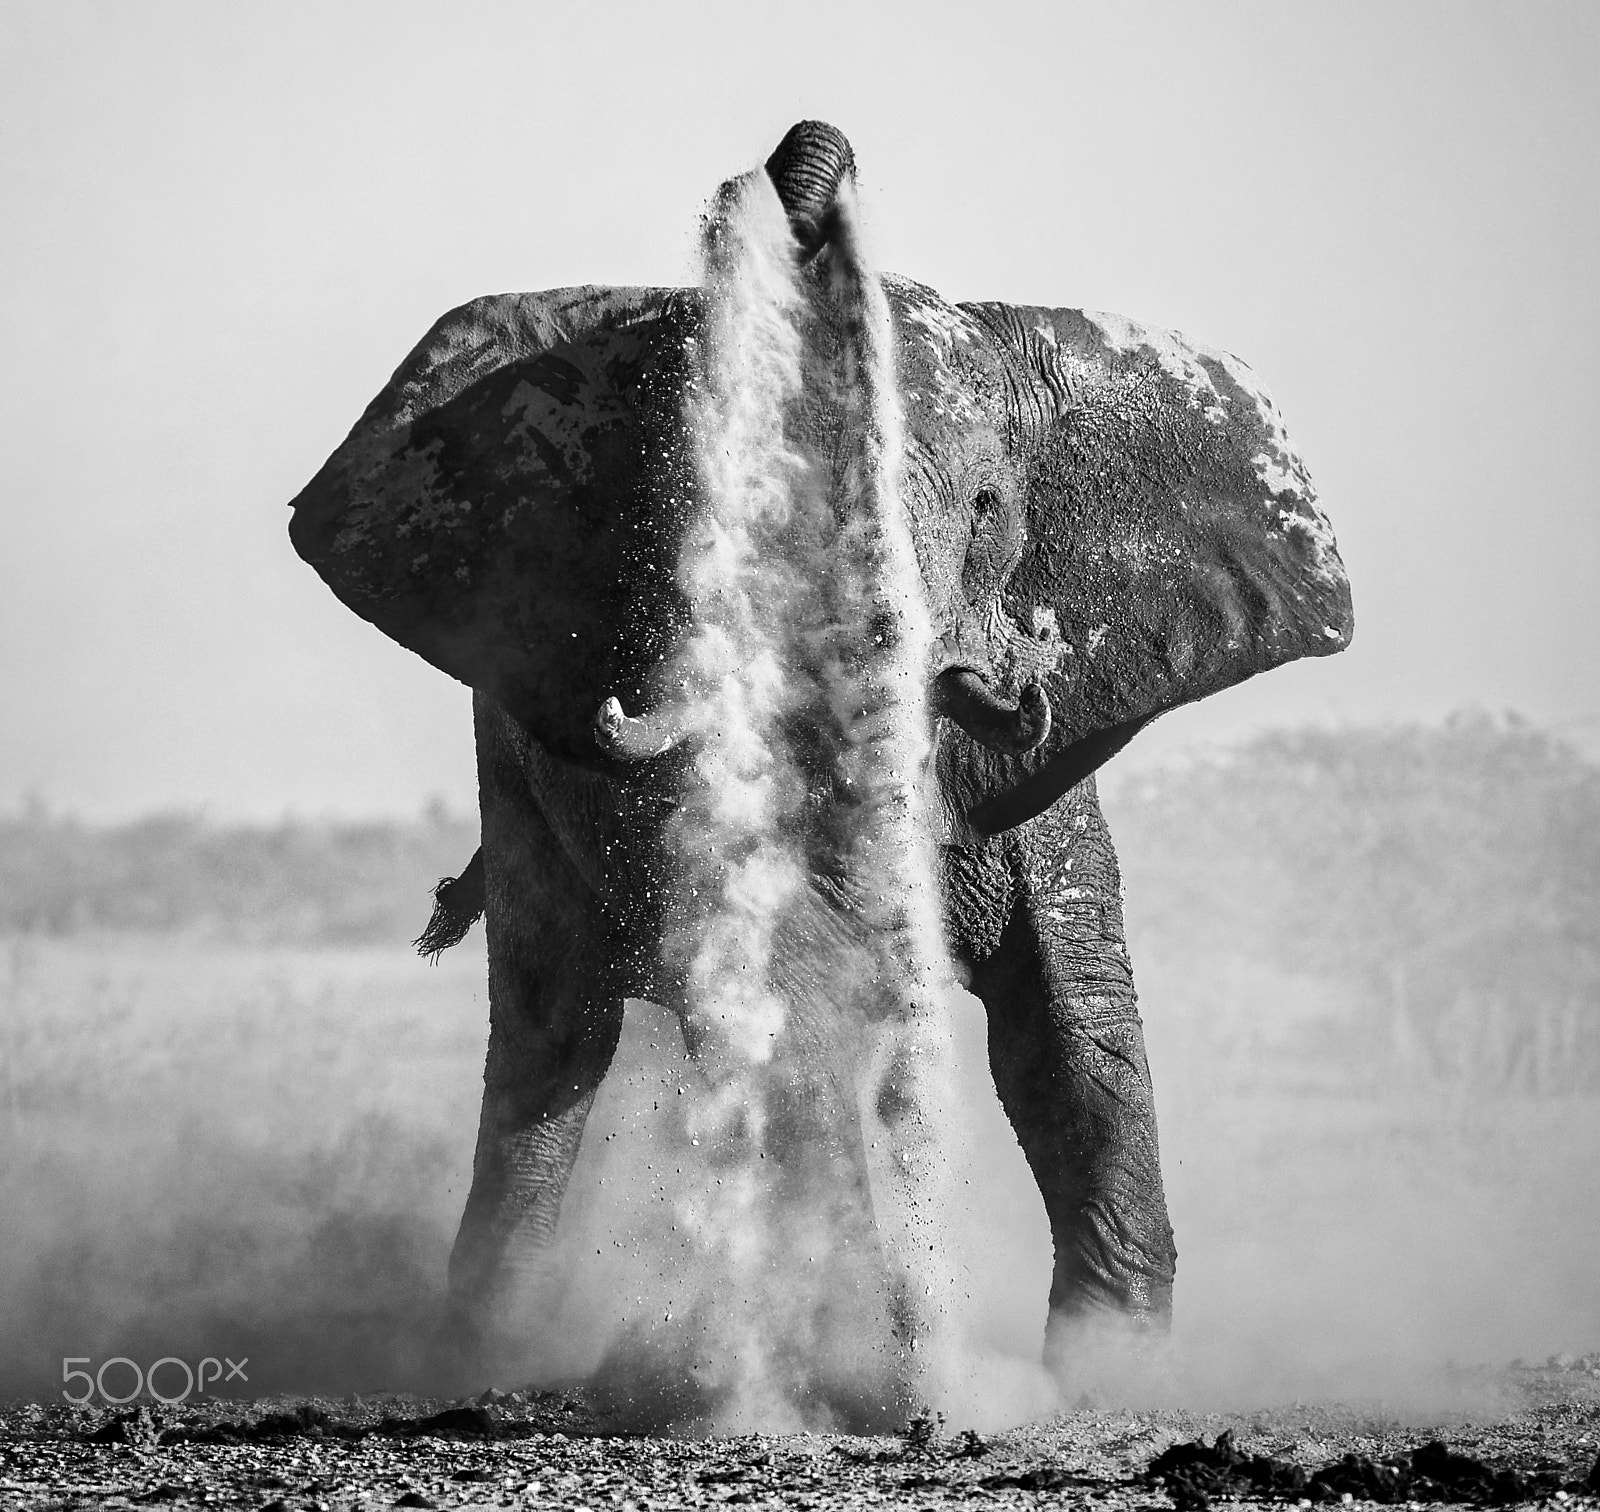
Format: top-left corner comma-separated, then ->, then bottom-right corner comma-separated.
932,668 -> 1052,756
593,697 -> 686,761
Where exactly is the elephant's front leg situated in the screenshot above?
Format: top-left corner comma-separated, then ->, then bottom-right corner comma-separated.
963,776 -> 1176,1346
448,714 -> 624,1342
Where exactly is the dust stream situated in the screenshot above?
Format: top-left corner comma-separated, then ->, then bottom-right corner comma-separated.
632,168 -> 968,1431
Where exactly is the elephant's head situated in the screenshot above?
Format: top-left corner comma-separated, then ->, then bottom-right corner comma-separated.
289,124 -> 1351,838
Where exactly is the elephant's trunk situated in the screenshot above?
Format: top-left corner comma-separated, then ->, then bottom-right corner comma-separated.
765,120 -> 856,258
932,667 -> 1052,756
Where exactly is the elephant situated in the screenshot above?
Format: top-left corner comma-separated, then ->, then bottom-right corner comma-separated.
288,122 -> 1351,1410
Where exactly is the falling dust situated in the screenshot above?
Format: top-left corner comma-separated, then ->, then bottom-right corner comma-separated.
570,167 -> 974,1432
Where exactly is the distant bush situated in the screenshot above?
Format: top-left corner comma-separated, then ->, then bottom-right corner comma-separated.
0,808 -> 479,945
6,718 -> 1598,1088
1112,713 -> 1600,1092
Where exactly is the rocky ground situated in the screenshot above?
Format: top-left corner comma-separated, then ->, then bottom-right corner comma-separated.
3,1357 -> 1599,1511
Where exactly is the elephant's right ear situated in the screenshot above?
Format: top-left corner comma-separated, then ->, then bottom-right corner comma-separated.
288,286 -> 697,765
948,302 -> 1354,833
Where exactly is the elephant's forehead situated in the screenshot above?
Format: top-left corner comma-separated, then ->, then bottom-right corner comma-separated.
898,291 -> 974,349
886,279 -> 994,424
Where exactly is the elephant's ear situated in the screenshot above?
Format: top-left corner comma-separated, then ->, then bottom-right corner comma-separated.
288,285 -> 697,765
956,301 -> 1354,833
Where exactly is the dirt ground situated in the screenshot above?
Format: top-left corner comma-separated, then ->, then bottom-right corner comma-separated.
3,1356 -> 1598,1511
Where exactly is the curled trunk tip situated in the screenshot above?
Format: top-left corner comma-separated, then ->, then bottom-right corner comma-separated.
765,120 -> 856,258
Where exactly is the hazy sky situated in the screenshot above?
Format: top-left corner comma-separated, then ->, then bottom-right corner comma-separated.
2,1 -> 1596,818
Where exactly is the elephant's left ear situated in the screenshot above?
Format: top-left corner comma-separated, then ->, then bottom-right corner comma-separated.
958,302 -> 1353,824
287,285 -> 696,766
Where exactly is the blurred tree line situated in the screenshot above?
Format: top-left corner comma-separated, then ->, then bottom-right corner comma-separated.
1111,712 -> 1600,1094
0,803 -> 479,945
3,717 -> 1597,1089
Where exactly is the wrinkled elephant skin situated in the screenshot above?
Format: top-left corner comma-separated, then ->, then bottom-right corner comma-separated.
288,146 -> 1351,1408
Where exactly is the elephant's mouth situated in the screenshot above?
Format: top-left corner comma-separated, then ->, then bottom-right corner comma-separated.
593,664 -> 1050,764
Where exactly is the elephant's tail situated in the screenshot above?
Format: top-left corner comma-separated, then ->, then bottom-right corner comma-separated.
415,847 -> 485,960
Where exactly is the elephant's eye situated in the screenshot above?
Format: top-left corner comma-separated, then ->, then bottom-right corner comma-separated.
961,486 -> 1023,603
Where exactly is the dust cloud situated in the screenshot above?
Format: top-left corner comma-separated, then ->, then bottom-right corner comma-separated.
1,865 -> 1598,1420
0,935 -> 485,1402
